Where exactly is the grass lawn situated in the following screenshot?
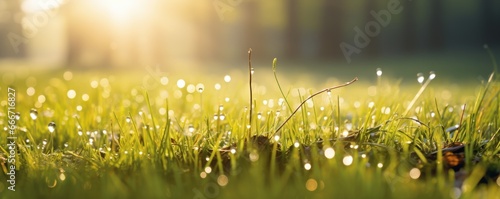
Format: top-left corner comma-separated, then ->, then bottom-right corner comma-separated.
0,57 -> 499,199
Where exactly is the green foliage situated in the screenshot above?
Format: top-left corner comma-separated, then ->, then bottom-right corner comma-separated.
0,65 -> 499,199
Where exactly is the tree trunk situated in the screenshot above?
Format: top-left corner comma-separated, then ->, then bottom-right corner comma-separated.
319,0 -> 344,59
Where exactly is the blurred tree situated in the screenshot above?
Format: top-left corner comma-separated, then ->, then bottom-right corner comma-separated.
402,1 -> 417,53
319,0 -> 344,59
0,0 -> 25,57
285,0 -> 299,59
428,0 -> 444,51
481,0 -> 500,46
63,0 -> 112,68
196,2 -> 222,62
363,0 -> 379,56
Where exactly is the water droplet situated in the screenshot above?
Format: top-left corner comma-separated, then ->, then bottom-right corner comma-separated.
376,68 -> 382,77
304,162 -> 312,170
219,105 -> 224,111
429,71 -> 436,80
15,112 -> 20,120
344,120 -> 352,131
324,147 -> 335,159
294,141 -> 300,148
30,109 -> 38,120
327,90 -> 331,96
126,117 -> 131,123
42,139 -> 48,145
188,125 -> 195,133
249,151 -> 259,162
250,68 -> 255,75
343,155 -> 353,166
417,73 -> 425,84
213,114 -> 218,120
219,114 -> 225,121
176,79 -> 186,88
25,139 -> 30,143
160,77 -> 169,85
230,148 -> 236,154
257,112 -> 262,120
274,135 -> 280,142
78,129 -> 83,136
305,178 -> 318,191
409,168 -> 421,179
64,143 -> 69,148
204,167 -> 212,174
377,163 -> 383,168
67,89 -> 76,99
224,75 -> 231,83
48,122 -> 56,133
196,83 -> 204,93
217,175 -> 229,186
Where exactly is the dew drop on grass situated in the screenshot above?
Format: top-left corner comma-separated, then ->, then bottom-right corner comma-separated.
429,71 -> 436,80
224,75 -> 231,83
294,141 -> 300,148
26,139 -> 30,143
217,175 -> 229,186
343,155 -> 353,166
64,143 -> 69,148
409,168 -> 421,179
341,130 -> 349,137
160,77 -> 169,85
200,172 -> 207,179
250,68 -> 255,75
230,148 -> 236,154
274,135 -> 280,142
42,139 -> 48,145
344,121 -> 352,131
376,68 -> 382,77
188,125 -> 195,133
196,83 -> 204,93
48,122 -> 56,133
377,163 -> 383,168
30,109 -> 38,120
78,129 -> 83,136
204,167 -> 212,174
15,112 -> 20,120
361,154 -> 367,158
214,83 -> 221,90
67,89 -> 76,99
417,73 -> 425,84
305,178 -> 318,191
59,173 -> 66,181
213,114 -> 218,120
249,151 -> 259,162
304,163 -> 312,170
324,147 -> 335,159
176,79 -> 186,88
257,112 -> 262,120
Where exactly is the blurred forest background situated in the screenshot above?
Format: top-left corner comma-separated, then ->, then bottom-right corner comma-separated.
0,0 -> 499,80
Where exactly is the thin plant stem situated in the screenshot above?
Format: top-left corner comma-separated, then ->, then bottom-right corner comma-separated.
273,77 -> 358,136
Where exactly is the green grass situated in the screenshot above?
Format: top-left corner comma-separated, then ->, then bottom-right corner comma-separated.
0,61 -> 499,199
